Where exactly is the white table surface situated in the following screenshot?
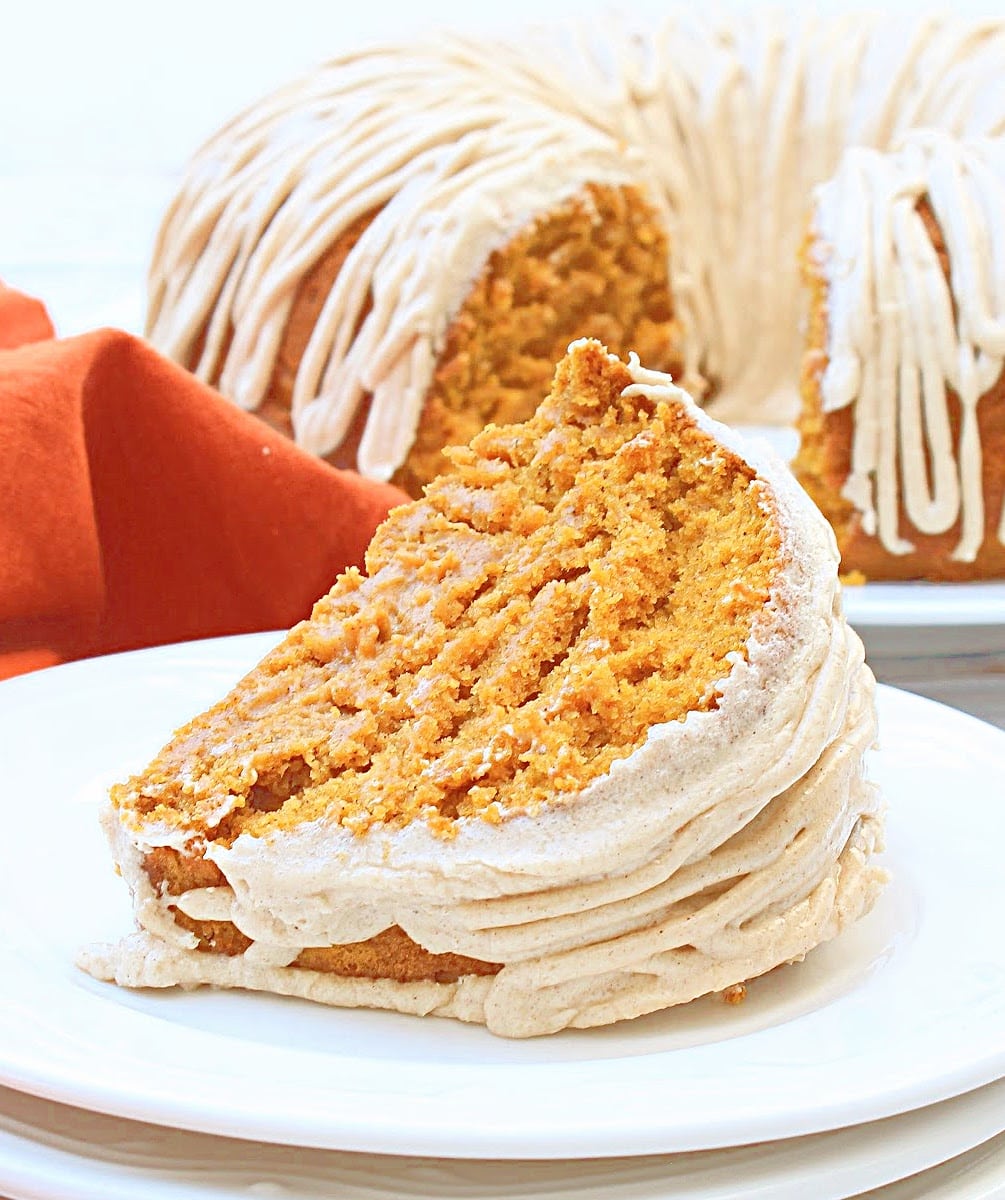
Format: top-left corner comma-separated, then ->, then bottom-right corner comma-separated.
1,0 -> 1003,733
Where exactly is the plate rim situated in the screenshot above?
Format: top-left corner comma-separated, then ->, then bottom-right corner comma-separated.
0,1078 -> 1003,1200
0,634 -> 1004,1159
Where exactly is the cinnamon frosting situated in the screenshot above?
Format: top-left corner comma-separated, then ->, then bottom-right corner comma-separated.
80,355 -> 885,1037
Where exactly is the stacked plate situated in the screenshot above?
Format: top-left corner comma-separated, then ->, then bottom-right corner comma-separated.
844,581 -> 1005,732
1,628 -> 1003,1199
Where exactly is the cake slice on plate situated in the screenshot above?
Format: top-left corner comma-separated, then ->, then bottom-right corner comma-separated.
80,339 -> 885,1037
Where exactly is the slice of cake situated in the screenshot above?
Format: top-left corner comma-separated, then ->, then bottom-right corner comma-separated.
80,340 -> 885,1037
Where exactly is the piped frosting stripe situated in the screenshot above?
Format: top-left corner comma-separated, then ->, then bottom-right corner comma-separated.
815,131 -> 1005,561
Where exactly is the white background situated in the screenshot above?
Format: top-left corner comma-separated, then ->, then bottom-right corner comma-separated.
2,0 -> 1003,337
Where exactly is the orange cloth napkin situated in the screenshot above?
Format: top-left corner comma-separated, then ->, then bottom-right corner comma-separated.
0,284 -> 407,680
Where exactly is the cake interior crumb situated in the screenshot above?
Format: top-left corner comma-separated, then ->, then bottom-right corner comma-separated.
117,343 -> 780,842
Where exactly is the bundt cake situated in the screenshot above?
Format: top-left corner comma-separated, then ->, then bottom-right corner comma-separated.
80,341 -> 885,1037
144,12 -> 1005,579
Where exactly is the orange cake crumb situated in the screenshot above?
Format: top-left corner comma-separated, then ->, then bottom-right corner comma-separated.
238,184 -> 679,495
114,341 -> 780,847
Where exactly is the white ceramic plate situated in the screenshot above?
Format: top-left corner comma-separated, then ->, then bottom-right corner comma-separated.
735,426 -> 1005,639
841,581 -> 1005,630
0,1080 -> 1003,1200
842,585 -> 1005,724
0,635 -> 1003,1159
859,1135 -> 1005,1200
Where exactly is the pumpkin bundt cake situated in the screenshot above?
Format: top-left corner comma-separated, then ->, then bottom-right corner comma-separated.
144,12 -> 1005,578
80,341 -> 885,1037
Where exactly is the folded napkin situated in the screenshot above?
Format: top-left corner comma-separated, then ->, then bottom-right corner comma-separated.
0,284 -> 407,680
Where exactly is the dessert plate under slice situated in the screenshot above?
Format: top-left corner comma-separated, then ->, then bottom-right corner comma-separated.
0,634 -> 1003,1158
0,1078 -> 1003,1200
0,1080 -> 1002,1200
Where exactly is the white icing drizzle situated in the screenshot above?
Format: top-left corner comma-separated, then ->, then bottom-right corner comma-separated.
816,131 -> 1005,560
83,354 -> 887,1037
146,13 -> 1005,500
148,44 -> 642,481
